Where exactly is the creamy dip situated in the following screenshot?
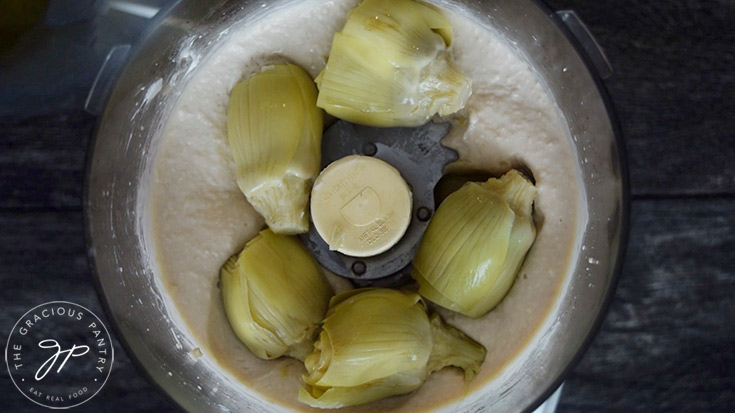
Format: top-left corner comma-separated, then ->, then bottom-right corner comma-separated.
150,0 -> 581,411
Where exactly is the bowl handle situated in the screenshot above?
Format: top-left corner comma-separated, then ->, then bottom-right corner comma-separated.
84,0 -> 180,115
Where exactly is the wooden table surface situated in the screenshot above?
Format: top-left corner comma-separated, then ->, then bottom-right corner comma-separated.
1,0 -> 733,411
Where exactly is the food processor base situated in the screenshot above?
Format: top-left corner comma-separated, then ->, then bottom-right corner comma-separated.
533,384 -> 563,413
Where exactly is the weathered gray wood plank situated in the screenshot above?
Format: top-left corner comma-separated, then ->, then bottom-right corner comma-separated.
559,198 -> 735,412
546,0 -> 735,196
0,111 -> 92,210
0,210 -> 176,412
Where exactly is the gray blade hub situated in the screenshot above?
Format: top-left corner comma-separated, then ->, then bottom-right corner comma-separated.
301,120 -> 457,281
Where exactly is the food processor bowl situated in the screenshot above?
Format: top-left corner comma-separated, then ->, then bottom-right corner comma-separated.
85,0 -> 627,411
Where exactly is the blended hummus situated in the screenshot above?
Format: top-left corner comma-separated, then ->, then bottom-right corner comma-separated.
149,0 -> 581,411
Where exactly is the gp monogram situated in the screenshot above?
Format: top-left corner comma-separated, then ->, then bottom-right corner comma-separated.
5,301 -> 114,409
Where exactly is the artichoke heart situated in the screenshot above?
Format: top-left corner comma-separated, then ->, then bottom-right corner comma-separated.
227,64 -> 323,235
412,170 -> 537,318
315,0 -> 471,127
299,288 -> 486,408
220,229 -> 332,361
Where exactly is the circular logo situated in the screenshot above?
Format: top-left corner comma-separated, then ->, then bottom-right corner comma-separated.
5,301 -> 114,409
